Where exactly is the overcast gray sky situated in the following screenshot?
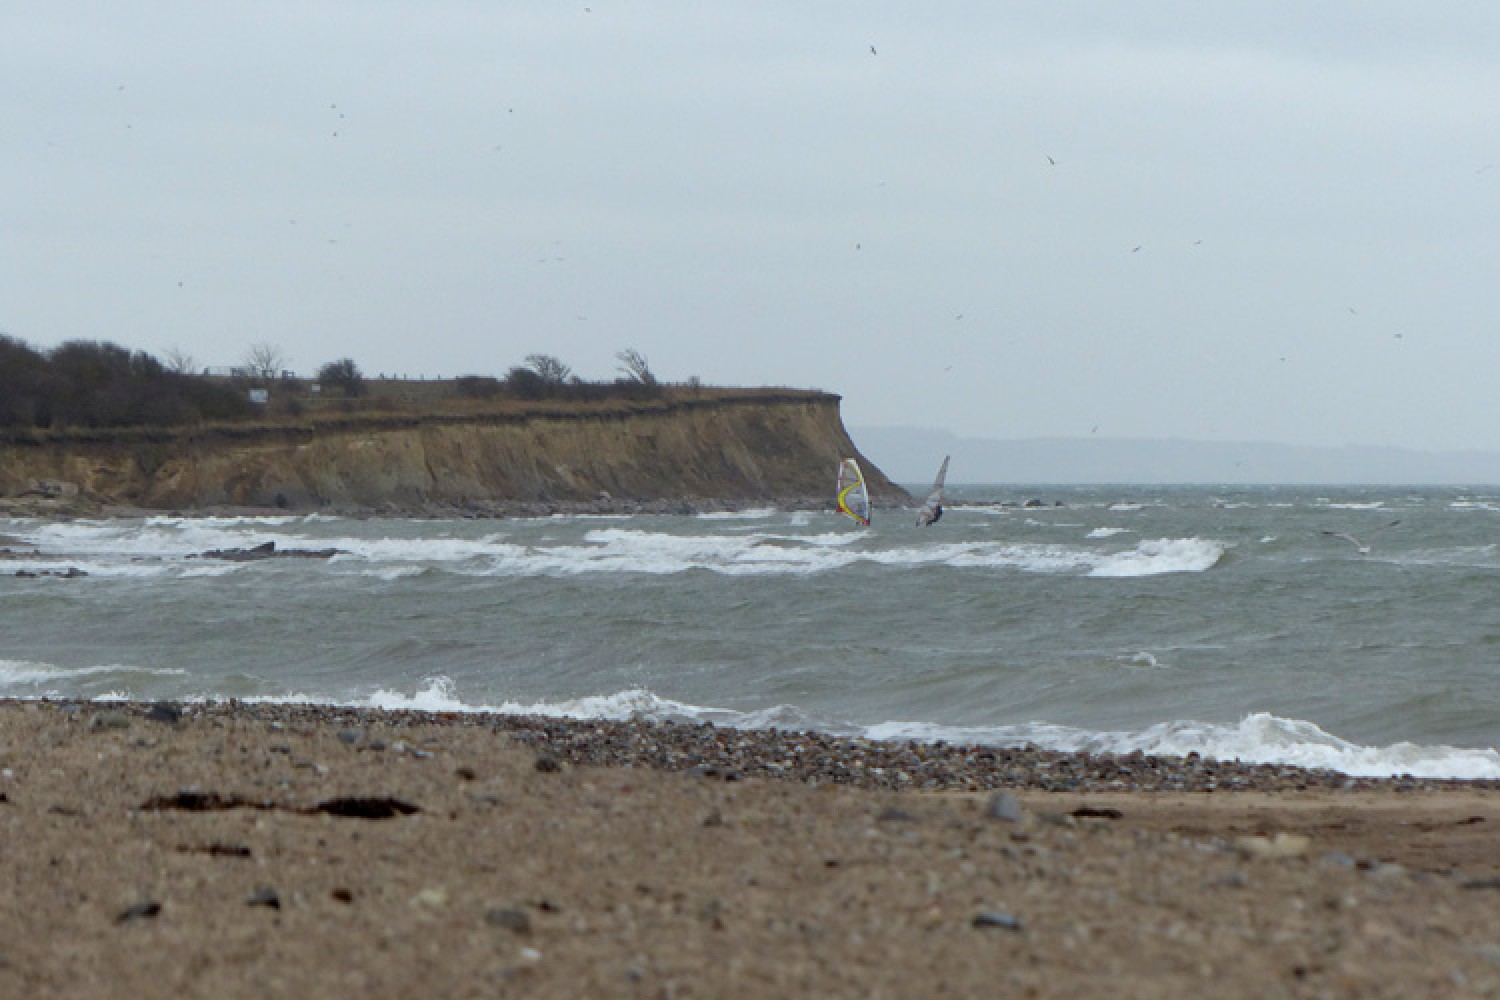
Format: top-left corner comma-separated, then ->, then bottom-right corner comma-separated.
5,3 -> 1499,451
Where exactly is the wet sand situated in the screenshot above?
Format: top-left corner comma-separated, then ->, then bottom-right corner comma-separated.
1,700 -> 1497,998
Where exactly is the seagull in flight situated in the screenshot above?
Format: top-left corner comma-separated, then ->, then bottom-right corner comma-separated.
1321,520 -> 1400,555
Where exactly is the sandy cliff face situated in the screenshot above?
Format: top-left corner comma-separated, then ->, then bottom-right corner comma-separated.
0,396 -> 905,512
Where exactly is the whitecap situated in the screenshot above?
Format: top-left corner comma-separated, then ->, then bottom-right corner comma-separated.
696,508 -> 779,520
863,712 -> 1500,780
1088,538 -> 1225,577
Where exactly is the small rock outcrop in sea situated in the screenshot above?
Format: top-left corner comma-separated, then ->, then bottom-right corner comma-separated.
14,567 -> 88,579
192,541 -> 346,561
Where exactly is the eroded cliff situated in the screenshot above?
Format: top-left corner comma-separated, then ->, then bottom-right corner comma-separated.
0,393 -> 906,513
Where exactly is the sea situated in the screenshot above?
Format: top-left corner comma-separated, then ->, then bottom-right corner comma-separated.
3,484 -> 1499,780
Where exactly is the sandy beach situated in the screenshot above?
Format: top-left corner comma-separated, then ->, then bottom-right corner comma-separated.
2,700 -> 1498,998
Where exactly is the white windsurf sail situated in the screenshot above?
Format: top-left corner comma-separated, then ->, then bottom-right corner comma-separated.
835,458 -> 871,526
915,455 -> 949,526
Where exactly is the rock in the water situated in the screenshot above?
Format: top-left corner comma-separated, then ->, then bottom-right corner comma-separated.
194,541 -> 345,561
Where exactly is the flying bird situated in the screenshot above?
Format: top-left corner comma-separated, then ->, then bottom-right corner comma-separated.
1321,520 -> 1400,555
870,44 -> 877,55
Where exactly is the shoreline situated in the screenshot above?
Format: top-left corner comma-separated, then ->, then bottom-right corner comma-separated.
0,495 -> 884,521
15,698 -> 1499,797
2,699 -> 1498,997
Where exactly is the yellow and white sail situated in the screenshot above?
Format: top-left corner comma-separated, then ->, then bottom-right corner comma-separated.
835,458 -> 871,526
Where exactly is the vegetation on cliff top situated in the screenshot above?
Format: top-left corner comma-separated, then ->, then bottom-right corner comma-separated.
0,335 -> 833,441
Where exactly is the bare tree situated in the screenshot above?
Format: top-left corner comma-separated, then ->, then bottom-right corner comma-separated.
616,348 -> 657,387
243,342 -> 289,379
615,346 -> 657,389
159,345 -> 197,374
525,353 -> 573,384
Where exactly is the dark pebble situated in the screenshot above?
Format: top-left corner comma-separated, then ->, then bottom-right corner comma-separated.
1461,876 -> 1500,891
972,911 -> 1022,931
246,887 -> 280,909
1072,806 -> 1123,820
144,703 -> 182,726
484,908 -> 531,933
118,901 -> 161,923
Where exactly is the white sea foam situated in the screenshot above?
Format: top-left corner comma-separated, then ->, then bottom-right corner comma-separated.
1087,527 -> 1130,538
1088,538 -> 1225,577
864,712 -> 1500,780
436,530 -> 1228,579
0,658 -> 187,687
696,508 -> 779,520
225,678 -> 1500,780
353,677 -> 709,721
5,514 -> 1227,581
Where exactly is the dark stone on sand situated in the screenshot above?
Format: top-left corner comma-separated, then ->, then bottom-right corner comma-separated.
203,843 -> 252,858
144,703 -> 182,726
876,806 -> 916,823
145,790 -> 240,812
972,911 -> 1023,931
337,729 -> 361,745
1461,876 -> 1500,890
331,888 -> 354,903
313,796 -> 420,819
534,754 -> 563,773
246,887 -> 281,909
1072,806 -> 1124,820
484,908 -> 532,933
118,901 -> 162,923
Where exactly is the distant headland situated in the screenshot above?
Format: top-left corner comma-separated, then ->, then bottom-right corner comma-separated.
0,336 -> 906,515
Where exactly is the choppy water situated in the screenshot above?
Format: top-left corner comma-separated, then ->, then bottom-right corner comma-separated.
4,485 -> 1500,779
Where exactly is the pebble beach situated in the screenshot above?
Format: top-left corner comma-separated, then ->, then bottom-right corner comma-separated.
2,699 -> 1498,998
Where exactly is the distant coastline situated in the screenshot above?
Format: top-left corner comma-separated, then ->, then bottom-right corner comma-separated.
855,426 -> 1500,486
